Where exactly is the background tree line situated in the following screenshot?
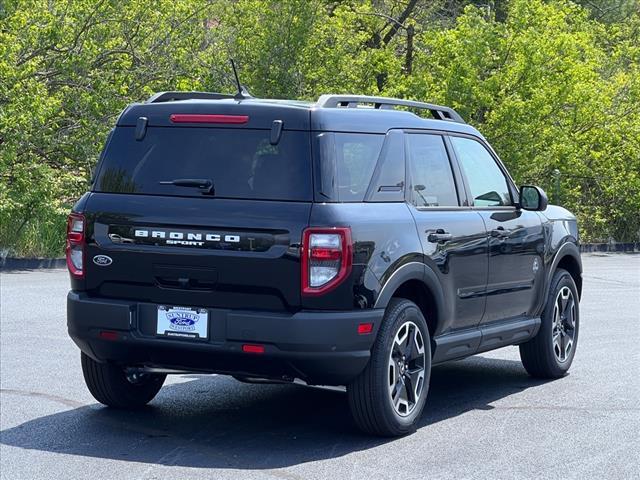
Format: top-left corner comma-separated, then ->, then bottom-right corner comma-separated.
1,0 -> 638,256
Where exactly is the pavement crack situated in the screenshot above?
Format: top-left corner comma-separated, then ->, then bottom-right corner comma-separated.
491,405 -> 639,412
582,274 -> 634,286
0,388 -> 86,408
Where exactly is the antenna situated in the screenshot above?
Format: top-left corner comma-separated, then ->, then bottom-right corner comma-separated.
230,59 -> 242,95
229,59 -> 252,100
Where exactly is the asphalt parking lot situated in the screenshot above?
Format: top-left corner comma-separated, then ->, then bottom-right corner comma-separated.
1,253 -> 638,480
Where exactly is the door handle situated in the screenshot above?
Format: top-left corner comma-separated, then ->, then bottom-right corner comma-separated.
490,227 -> 510,238
427,229 -> 453,243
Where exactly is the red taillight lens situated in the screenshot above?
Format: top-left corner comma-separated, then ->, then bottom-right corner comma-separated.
310,248 -> 342,260
66,213 -> 85,278
301,227 -> 352,296
169,114 -> 249,124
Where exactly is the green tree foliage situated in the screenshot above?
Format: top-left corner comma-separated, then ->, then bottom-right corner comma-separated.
1,0 -> 638,256
397,1 -> 640,242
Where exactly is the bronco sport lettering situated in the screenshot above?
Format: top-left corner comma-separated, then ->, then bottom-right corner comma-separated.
134,229 -> 241,246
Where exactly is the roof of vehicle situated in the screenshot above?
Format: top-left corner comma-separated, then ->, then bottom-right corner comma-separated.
116,92 -> 483,137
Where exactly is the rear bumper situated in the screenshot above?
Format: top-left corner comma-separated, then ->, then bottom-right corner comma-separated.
67,291 -> 384,385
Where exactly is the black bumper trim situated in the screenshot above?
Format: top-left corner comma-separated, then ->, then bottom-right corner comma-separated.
67,292 -> 384,385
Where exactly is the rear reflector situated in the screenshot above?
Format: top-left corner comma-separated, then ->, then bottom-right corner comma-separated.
169,114 -> 249,124
358,323 -> 374,335
242,344 -> 265,354
99,330 -> 119,341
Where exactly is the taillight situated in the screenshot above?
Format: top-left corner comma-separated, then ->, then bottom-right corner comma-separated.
66,213 -> 85,278
301,227 -> 352,296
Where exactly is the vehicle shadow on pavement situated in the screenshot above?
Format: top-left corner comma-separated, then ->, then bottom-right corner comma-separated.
0,355 -> 551,469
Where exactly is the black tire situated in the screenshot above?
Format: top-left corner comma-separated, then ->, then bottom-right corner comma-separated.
81,352 -> 166,408
347,298 -> 431,436
520,268 -> 580,378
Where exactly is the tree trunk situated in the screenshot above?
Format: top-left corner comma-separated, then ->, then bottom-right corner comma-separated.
405,24 -> 414,75
494,0 -> 508,22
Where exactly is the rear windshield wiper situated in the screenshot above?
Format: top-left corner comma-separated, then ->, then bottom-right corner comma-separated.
158,178 -> 215,195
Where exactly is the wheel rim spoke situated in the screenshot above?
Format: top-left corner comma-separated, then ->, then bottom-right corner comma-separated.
566,299 -> 575,328
403,372 -> 416,404
563,336 -> 573,359
392,341 -> 404,360
553,331 -> 562,359
404,325 -> 414,359
560,291 -> 569,313
405,368 -> 424,403
391,377 -> 403,402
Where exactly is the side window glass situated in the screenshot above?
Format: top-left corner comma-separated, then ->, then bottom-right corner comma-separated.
450,136 -> 512,207
366,130 -> 405,202
314,133 -> 384,202
407,134 -> 459,207
334,134 -> 384,202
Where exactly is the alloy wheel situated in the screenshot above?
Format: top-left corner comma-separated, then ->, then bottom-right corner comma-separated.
552,286 -> 577,363
388,321 -> 426,416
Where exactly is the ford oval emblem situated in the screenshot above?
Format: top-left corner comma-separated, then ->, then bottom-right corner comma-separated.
93,255 -> 113,266
167,312 -> 199,326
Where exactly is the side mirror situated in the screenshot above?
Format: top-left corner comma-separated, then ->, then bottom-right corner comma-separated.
519,185 -> 548,211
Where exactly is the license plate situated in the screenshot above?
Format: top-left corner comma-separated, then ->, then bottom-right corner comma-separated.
156,305 -> 208,340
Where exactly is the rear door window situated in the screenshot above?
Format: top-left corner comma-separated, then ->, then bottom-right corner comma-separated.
94,127 -> 312,201
407,134 -> 459,207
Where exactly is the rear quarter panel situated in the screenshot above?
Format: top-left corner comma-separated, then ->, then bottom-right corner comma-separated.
304,203 -> 422,310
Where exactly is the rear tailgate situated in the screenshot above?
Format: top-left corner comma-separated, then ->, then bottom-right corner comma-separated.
83,194 -> 309,311
82,106 -> 312,312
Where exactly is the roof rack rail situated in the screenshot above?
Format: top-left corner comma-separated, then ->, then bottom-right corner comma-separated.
316,94 -> 465,124
146,91 -> 238,103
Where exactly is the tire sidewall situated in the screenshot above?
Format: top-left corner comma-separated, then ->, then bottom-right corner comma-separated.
81,352 -> 166,408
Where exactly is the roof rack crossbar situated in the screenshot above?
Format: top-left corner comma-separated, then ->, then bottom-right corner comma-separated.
316,95 -> 465,123
146,91 -> 238,103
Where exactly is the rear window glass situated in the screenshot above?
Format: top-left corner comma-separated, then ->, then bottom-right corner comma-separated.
94,127 -> 312,201
407,134 -> 459,207
315,133 -> 384,202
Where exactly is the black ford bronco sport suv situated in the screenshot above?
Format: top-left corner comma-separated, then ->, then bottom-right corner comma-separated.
67,92 -> 582,436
